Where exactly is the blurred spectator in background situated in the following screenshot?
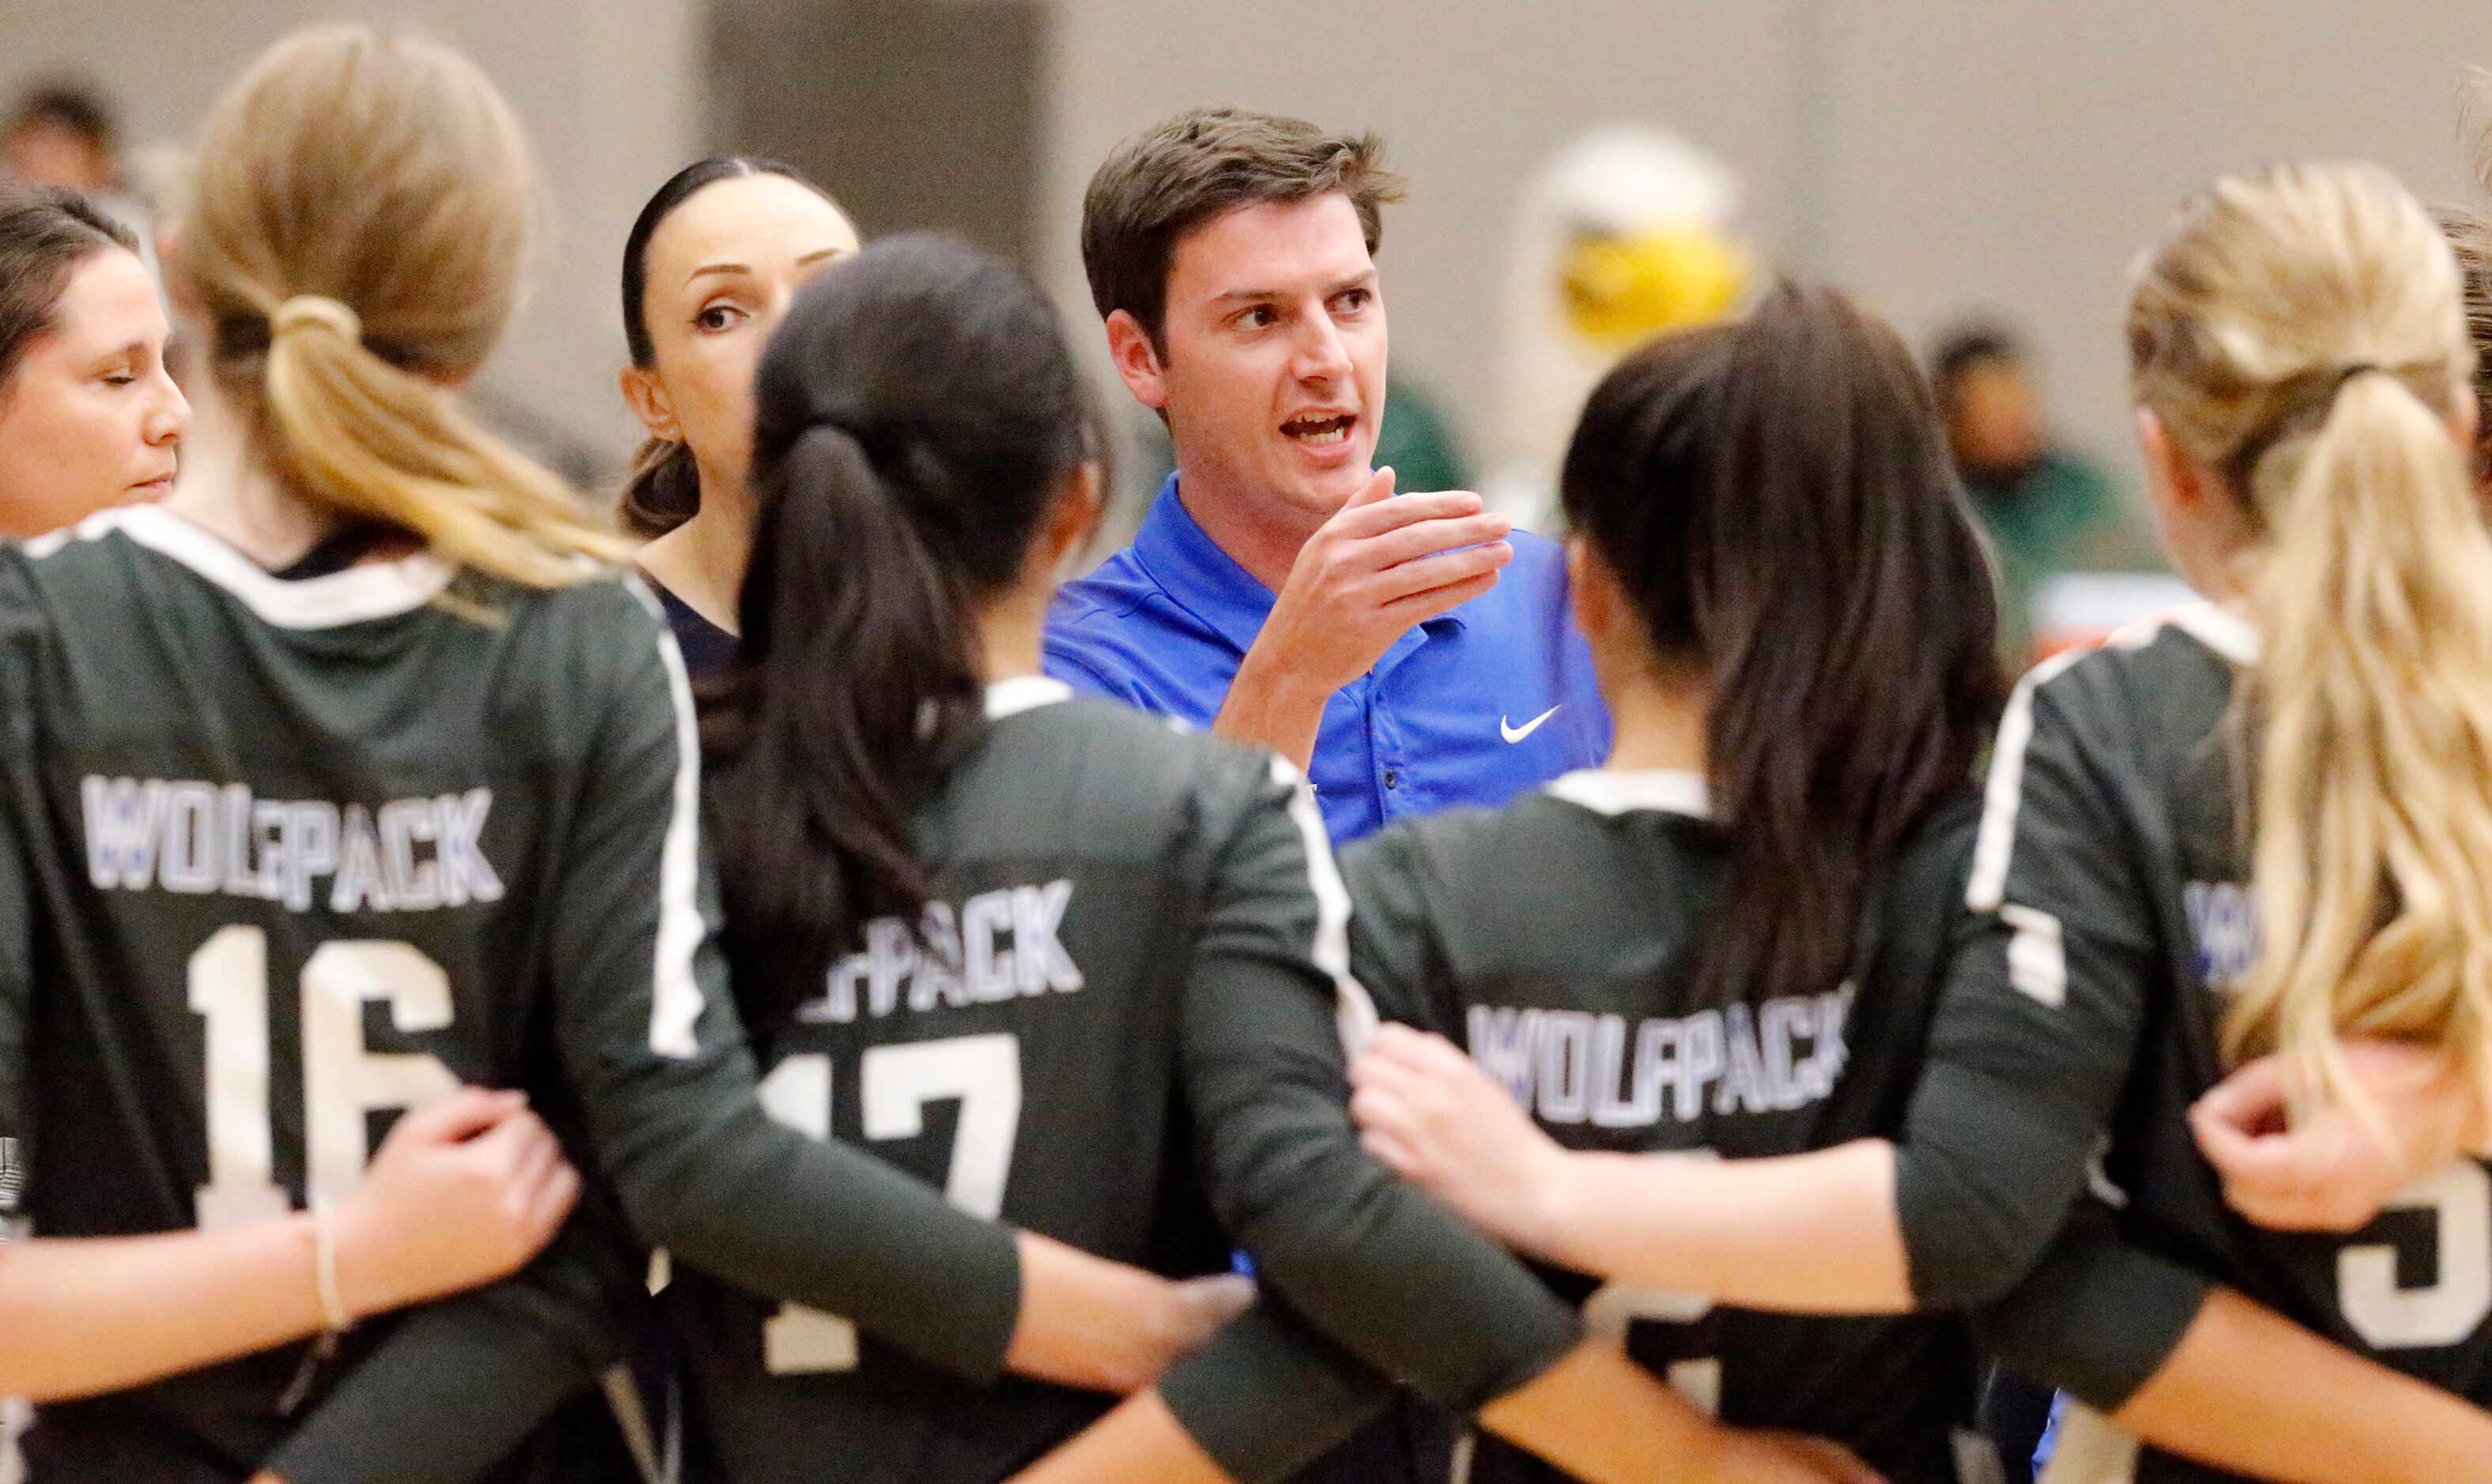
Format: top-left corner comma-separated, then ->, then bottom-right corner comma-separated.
5,81 -> 160,292
3,81 -> 122,194
1931,318 -> 2158,666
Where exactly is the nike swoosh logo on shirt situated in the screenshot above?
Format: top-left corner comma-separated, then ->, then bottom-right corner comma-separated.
1500,706 -> 1561,744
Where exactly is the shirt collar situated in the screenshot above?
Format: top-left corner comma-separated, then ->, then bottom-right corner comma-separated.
1132,473 -> 1470,657
986,675 -> 1073,718
1545,767 -> 1712,819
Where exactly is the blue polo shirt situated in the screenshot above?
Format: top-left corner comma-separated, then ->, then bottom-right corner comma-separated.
1045,476 -> 1612,841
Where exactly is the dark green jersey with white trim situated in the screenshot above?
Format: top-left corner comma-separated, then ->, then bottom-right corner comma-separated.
0,507 -> 1046,1483
667,684 -> 1585,1483
1895,604 -> 2492,1482
1340,770 -> 1989,1484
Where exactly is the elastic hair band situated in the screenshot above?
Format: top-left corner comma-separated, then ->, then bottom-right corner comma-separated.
271,295 -> 364,346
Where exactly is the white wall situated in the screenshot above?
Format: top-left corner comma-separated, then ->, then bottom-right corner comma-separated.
0,0 -> 705,459
1042,0 -> 2492,489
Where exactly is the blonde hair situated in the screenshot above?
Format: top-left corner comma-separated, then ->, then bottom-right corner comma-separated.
179,24 -> 626,588
2128,161 -> 2492,1131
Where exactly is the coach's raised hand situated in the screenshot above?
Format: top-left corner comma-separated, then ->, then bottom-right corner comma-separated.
1214,466 -> 1513,768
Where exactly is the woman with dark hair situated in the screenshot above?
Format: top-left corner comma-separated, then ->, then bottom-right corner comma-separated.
0,184 -> 186,538
617,156 -> 858,672
677,228 -> 1832,1483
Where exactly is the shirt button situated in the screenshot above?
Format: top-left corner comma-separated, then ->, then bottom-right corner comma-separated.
1383,768 -> 1401,789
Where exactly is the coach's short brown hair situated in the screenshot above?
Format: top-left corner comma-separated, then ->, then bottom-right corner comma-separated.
1081,106 -> 1405,349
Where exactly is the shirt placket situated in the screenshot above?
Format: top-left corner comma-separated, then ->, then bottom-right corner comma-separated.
1367,628 -> 1430,823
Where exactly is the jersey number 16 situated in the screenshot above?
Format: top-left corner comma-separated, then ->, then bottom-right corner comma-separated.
189,925 -> 459,1228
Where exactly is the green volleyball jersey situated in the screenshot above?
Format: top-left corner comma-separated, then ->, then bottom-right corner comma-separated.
0,507 -> 1029,1482
1333,770 -> 1990,1484
1898,604 -> 2492,1482
669,684 -> 1585,1482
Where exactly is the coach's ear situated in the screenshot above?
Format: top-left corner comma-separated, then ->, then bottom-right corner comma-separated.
1035,461 -> 1104,584
1104,310 -> 1169,413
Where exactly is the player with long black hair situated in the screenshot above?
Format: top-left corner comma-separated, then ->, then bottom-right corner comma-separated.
1357,163 -> 2492,1482
675,228 -> 1848,1483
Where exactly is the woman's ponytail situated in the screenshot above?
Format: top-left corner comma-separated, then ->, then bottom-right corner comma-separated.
256,296 -> 627,588
707,233 -> 1095,1038
2128,162 -> 2492,1132
2226,368 -> 2492,1130
711,420 -> 985,1034
183,26 -> 629,593
617,438 -> 702,539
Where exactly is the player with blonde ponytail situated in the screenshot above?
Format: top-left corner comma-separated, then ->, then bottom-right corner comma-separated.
168,24 -> 627,589
1348,160 -> 2492,1483
2128,163 -> 2492,1150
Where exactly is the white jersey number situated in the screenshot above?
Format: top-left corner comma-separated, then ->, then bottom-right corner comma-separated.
757,1033 -> 1024,1373
1584,1280 -> 1721,1415
2338,1161 -> 2492,1350
190,925 -> 460,1228
1582,1149 -> 1721,1413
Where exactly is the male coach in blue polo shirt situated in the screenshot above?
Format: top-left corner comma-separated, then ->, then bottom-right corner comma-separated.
1046,107 -> 1609,842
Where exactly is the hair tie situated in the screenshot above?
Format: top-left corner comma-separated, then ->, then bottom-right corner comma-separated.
270,295 -> 363,345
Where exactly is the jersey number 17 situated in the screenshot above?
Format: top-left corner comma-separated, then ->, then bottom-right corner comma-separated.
756,1034 -> 1023,1373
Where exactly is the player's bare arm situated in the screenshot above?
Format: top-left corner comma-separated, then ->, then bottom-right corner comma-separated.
0,1087 -> 573,1403
1352,1023 -> 1917,1311
2106,1288 -> 2492,1483
1013,1338 -> 1883,1484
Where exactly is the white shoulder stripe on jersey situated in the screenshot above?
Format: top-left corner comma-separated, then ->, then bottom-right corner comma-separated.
31,505 -> 454,629
1544,767 -> 1712,819
1968,599 -> 2245,913
1966,649 -> 2087,912
1271,755 -> 1378,1056
2162,600 -> 2258,664
628,575 -> 708,1059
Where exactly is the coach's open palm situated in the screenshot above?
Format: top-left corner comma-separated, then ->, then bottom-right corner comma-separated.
1217,468 -> 1513,767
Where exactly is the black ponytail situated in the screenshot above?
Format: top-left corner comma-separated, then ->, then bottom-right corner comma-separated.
708,233 -> 1094,1034
1561,281 -> 2004,1006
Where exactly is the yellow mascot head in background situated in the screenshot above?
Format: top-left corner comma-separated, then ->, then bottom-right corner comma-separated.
1490,126 -> 1751,529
